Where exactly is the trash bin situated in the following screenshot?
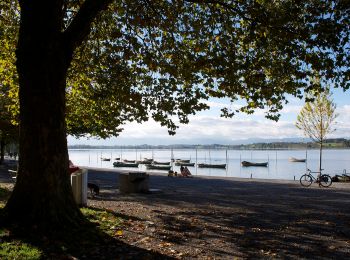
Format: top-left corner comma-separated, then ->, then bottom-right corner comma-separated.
71,169 -> 88,206
119,172 -> 149,193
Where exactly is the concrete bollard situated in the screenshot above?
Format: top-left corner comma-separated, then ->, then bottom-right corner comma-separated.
119,172 -> 149,193
71,169 -> 88,206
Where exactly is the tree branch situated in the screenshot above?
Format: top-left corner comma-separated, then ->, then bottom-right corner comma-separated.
63,0 -> 114,53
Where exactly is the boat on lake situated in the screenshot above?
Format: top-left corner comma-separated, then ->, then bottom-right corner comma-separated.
153,161 -> 171,165
113,161 -> 139,168
114,157 -> 120,160
101,158 -> 111,161
137,160 -> 153,164
175,159 -> 191,163
332,174 -> 350,182
241,161 -> 268,167
123,159 -> 136,163
146,164 -> 172,171
175,162 -> 195,167
288,157 -> 306,162
197,163 -> 226,169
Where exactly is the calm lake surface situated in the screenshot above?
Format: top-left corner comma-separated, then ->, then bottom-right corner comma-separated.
68,149 -> 350,180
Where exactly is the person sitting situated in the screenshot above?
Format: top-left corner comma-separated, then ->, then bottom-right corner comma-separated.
69,160 -> 80,174
180,165 -> 184,173
168,170 -> 180,177
180,166 -> 193,177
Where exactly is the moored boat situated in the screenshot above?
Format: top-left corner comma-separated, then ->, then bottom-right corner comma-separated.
197,163 -> 226,169
137,160 -> 153,164
153,161 -> 171,165
123,159 -> 136,163
101,158 -> 111,161
175,159 -> 191,163
175,162 -> 195,167
241,161 -> 268,167
288,157 -> 306,162
332,174 -> 350,182
146,164 -> 172,171
113,161 -> 139,167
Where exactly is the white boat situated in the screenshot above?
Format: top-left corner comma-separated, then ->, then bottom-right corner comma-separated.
288,157 -> 306,162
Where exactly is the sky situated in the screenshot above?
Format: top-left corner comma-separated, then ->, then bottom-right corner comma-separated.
68,88 -> 350,146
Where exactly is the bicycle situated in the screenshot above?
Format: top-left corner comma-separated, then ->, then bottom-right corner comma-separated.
300,168 -> 332,187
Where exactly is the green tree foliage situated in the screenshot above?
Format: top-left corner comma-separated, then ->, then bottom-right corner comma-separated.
0,0 -> 19,124
1,0 -> 350,138
0,1 -> 19,162
296,89 -> 338,171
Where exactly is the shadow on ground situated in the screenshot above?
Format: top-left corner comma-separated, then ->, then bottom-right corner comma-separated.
0,166 -> 173,260
0,205 -> 173,260
89,170 -> 350,258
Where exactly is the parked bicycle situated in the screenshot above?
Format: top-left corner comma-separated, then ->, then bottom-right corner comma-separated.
300,168 -> 332,187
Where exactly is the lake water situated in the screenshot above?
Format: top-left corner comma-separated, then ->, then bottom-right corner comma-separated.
68,148 -> 350,180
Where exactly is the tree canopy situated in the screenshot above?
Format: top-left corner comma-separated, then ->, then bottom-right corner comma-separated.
1,0 -> 349,138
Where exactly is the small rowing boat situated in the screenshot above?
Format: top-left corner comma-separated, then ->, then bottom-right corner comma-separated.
288,157 -> 306,162
136,160 -> 153,164
241,161 -> 268,167
123,159 -> 136,163
113,162 -> 139,168
153,161 -> 171,165
146,164 -> 172,171
175,162 -> 195,167
175,159 -> 191,163
197,163 -> 226,169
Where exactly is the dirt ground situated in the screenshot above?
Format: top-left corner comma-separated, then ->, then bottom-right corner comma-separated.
1,163 -> 350,259
86,168 -> 350,259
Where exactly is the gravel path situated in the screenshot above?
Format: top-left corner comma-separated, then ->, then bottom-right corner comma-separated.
86,168 -> 350,259
1,164 -> 349,259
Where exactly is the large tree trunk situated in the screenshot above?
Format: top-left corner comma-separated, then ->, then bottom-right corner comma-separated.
0,135 -> 4,164
5,1 -> 83,228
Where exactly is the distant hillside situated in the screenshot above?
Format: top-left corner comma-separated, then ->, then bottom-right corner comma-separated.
68,138 -> 350,150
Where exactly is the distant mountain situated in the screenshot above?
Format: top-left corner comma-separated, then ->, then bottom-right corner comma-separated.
228,137 -> 309,145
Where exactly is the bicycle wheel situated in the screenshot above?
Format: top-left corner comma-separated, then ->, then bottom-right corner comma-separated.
300,174 -> 312,187
319,174 -> 332,187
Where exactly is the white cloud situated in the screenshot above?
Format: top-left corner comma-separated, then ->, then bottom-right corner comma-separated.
113,116 -> 302,142
68,101 -> 350,145
281,105 -> 303,114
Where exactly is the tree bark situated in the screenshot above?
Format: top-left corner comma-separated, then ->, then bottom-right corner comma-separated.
0,136 -> 4,164
5,0 -> 83,228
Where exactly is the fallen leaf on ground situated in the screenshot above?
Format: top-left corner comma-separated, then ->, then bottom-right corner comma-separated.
115,230 -> 123,236
159,242 -> 172,248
